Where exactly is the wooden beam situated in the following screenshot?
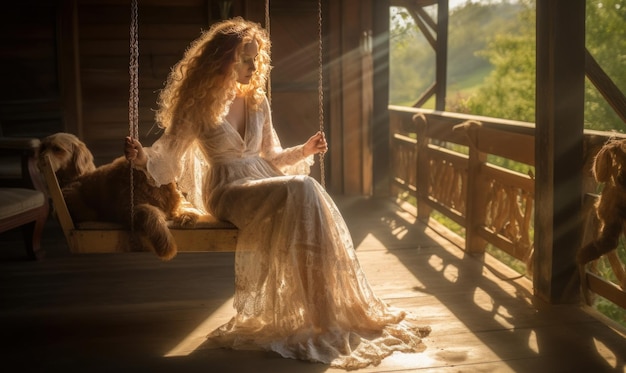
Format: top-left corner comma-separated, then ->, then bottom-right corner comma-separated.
434,0 -> 448,111
534,0 -> 586,304
585,48 -> 626,124
361,3 -> 374,195
328,0 -> 343,193
341,0 -> 365,194
373,0 -> 391,197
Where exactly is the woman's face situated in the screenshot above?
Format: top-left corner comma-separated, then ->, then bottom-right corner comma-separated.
236,40 -> 259,85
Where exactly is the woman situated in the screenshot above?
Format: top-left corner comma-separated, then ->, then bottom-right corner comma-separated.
124,17 -> 430,370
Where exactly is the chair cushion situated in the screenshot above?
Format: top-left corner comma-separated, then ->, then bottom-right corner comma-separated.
0,188 -> 46,220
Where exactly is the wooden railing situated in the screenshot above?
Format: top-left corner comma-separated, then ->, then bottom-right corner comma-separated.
388,105 -> 626,313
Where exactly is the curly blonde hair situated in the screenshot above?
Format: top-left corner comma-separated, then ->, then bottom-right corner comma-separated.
155,17 -> 271,135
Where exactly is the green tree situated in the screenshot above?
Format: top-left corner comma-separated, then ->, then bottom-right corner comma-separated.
462,0 -> 536,121
585,0 -> 626,132
447,1 -> 523,91
389,7 -> 434,106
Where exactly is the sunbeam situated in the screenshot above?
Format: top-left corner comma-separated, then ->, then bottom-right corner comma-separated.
165,297 -> 235,357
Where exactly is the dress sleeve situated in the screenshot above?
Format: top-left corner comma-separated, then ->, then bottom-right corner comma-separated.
143,126 -> 195,186
259,97 -> 315,175
142,124 -> 209,212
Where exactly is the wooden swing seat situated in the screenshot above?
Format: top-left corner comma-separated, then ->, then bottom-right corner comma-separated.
41,155 -> 238,254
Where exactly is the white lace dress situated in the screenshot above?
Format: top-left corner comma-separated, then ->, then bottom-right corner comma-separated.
143,97 -> 430,369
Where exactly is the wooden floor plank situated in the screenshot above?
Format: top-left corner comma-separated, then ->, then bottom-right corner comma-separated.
1,195 -> 625,372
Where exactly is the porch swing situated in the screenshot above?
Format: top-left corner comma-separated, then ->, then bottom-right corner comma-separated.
41,0 -> 326,254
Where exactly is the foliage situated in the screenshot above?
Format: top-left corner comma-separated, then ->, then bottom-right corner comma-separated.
461,0 -> 535,121
389,7 -> 435,106
590,241 -> 626,328
447,1 -> 524,99
595,296 -> 626,328
585,0 -> 626,131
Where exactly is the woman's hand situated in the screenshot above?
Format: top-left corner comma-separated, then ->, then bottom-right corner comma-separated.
303,131 -> 328,157
124,136 -> 147,167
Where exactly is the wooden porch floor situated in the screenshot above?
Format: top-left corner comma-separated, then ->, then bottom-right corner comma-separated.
1,195 -> 625,372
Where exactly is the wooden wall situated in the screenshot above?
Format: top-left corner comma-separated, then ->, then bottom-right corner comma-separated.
0,0 -> 378,195
0,2 -> 64,138
261,0 -> 323,183
74,0 -> 230,164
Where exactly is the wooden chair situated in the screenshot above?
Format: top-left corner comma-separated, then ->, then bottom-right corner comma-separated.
0,137 -> 50,260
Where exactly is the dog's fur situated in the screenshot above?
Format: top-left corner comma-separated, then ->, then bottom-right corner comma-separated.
578,139 -> 626,264
38,132 -> 200,260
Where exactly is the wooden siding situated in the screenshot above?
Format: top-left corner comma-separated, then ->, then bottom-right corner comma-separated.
75,1 -> 211,164
264,0 -> 323,182
0,0 -> 374,193
0,3 -> 64,138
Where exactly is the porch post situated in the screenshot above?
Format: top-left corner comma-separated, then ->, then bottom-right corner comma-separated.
372,0 -> 390,197
534,0 -> 586,303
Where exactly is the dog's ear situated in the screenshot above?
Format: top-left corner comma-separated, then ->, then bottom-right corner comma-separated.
72,140 -> 96,176
593,144 -> 615,183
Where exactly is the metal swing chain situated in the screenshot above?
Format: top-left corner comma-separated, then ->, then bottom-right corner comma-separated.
129,0 -> 139,231
317,0 -> 325,189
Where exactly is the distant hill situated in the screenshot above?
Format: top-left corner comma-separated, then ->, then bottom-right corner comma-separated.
390,1 -> 524,107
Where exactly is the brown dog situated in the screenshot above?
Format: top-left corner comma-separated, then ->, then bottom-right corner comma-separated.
578,139 -> 626,264
38,132 -> 200,260
37,132 -> 96,188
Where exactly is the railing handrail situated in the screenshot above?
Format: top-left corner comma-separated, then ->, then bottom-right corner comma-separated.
389,105 -> 536,130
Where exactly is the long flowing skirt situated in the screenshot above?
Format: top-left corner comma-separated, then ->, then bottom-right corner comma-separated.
207,175 -> 430,370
